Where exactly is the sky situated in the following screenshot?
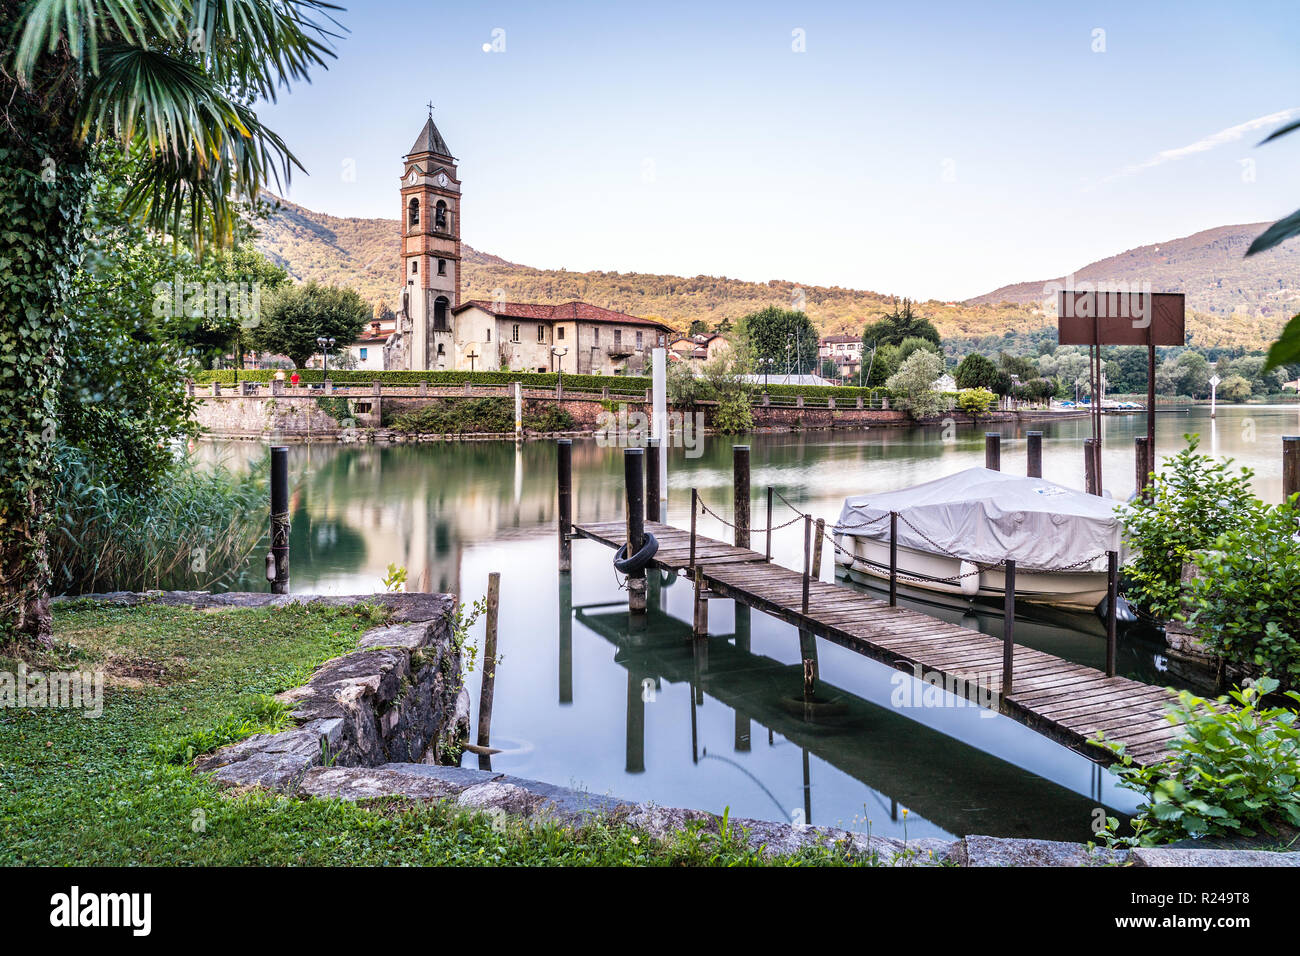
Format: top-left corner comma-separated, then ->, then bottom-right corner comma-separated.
260,0 -> 1300,302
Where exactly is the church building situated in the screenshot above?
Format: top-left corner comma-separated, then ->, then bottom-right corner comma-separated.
384,113 -> 670,375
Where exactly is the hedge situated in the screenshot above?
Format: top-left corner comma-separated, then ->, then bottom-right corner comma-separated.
193,368 -> 652,394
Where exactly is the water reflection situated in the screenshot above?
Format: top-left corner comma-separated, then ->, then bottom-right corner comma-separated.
196,406 -> 1296,838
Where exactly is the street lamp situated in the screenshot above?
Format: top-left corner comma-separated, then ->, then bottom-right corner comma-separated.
316,336 -> 335,381
551,346 -> 569,389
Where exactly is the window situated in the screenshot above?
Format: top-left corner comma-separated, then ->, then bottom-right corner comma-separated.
437,343 -> 445,356
537,325 -> 546,343
433,296 -> 449,331
359,348 -> 368,360
486,328 -> 491,342
636,331 -> 643,350
407,198 -> 419,227
593,327 -> 600,345
437,258 -> 446,276
613,329 -> 622,348
435,200 -> 448,230
658,334 -> 665,347
512,324 -> 520,343
355,402 -> 372,413
411,260 -> 418,274
557,326 -> 565,340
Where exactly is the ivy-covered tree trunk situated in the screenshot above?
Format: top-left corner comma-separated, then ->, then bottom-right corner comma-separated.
0,19 -> 89,644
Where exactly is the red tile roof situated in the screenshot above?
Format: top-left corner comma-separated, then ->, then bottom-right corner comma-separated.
454,300 -> 671,331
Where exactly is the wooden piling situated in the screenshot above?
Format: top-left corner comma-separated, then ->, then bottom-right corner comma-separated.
477,572 -> 501,749
557,439 -> 572,573
689,487 -> 698,570
1284,437 -> 1300,503
811,518 -> 825,584
645,438 -> 661,522
985,432 -> 1001,471
270,446 -> 290,594
1135,436 -> 1151,497
693,565 -> 708,636
889,511 -> 898,607
1026,431 -> 1042,478
801,515 -> 812,615
1105,552 -> 1118,678
765,486 -> 774,562
1002,560 -> 1016,700
1084,438 -> 1099,496
624,448 -> 646,613
733,444 -> 750,549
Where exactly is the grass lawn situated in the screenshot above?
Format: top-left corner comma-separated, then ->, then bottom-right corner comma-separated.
0,601 -> 867,866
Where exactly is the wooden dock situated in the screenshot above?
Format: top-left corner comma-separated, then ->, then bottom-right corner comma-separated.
572,519 -> 1181,768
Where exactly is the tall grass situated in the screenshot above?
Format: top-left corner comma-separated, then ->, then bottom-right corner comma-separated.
48,444 -> 268,595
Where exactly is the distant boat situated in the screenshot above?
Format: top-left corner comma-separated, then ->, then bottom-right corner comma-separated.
832,468 -> 1126,611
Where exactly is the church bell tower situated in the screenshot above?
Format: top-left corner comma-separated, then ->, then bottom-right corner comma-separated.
396,110 -> 460,370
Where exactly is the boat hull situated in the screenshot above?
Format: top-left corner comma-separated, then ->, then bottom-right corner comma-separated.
833,533 -> 1108,610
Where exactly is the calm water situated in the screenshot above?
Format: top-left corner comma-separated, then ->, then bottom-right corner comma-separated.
203,405 -> 1298,841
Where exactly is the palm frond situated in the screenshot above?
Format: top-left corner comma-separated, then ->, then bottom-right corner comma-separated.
14,0 -> 181,79
1259,118 -> 1300,146
1247,208 -> 1300,257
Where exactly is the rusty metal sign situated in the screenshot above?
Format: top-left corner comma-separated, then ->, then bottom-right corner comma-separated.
1057,291 -> 1185,346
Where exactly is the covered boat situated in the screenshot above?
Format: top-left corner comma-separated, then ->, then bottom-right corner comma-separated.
832,467 -> 1125,610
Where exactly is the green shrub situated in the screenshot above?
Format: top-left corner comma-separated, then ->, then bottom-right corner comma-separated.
1185,501 -> 1300,686
1092,678 -> 1300,846
385,398 -> 574,434
956,387 -> 997,416
1117,435 -> 1261,619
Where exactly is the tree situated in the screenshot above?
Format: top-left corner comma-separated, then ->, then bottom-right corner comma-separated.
863,342 -> 900,387
897,336 -> 941,364
885,350 -> 946,418
736,306 -> 818,376
688,319 -> 710,337
861,298 -> 941,349
1219,375 -> 1253,403
701,334 -> 754,433
251,282 -> 370,369
955,353 -> 1000,390
1,1 -> 336,644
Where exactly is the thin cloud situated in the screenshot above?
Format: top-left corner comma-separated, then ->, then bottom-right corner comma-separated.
1101,107 -> 1300,183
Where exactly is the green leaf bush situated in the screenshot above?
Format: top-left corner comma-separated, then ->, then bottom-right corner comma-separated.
1093,678 -> 1300,846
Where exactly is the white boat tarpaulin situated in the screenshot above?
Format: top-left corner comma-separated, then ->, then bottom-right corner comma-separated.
833,467 -> 1125,571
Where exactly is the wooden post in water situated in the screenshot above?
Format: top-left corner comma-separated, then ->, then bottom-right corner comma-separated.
801,514 -> 812,615
1105,552 -> 1118,678
1135,436 -> 1151,497
624,448 -> 646,613
1284,437 -> 1300,503
645,438 -> 661,522
811,518 -> 825,584
693,566 -> 708,637
1002,560 -> 1016,700
889,511 -> 898,607
733,444 -> 750,549
765,486 -> 774,561
1084,438 -> 1099,495
1026,431 -> 1042,478
985,432 -> 1001,471
269,446 -> 290,594
477,572 -> 501,750
689,487 -> 698,570
557,439 -> 572,573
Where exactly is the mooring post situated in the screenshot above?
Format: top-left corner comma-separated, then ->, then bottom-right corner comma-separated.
985,432 -> 1001,471
645,438 -> 661,522
513,382 -> 523,444
811,518 -> 825,583
1135,436 -> 1151,497
889,511 -> 898,607
558,574 -> 573,704
1105,551 -> 1118,678
733,444 -> 751,549
689,487 -> 698,570
1002,559 -> 1016,700
269,446 -> 289,594
477,572 -> 501,750
624,448 -> 647,613
557,439 -> 572,573
765,486 -> 774,561
1084,438 -> 1099,495
1026,431 -> 1042,478
1284,437 -> 1300,503
801,514 -> 812,615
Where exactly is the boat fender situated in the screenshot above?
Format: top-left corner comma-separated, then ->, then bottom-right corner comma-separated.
1094,592 -> 1138,624
958,560 -> 980,596
614,533 -> 659,574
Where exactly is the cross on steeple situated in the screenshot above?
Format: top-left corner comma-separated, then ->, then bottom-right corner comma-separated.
426,101 -> 435,118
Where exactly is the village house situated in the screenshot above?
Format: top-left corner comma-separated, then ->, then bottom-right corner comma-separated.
819,333 -> 865,381
668,332 -> 731,370
380,113 -> 669,374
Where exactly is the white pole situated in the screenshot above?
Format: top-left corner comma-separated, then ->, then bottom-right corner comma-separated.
652,347 -> 668,517
514,381 -> 522,442
1209,374 -> 1220,419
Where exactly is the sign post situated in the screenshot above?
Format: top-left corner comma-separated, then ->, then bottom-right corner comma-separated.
1209,373 -> 1221,419
1058,291 -> 1185,495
